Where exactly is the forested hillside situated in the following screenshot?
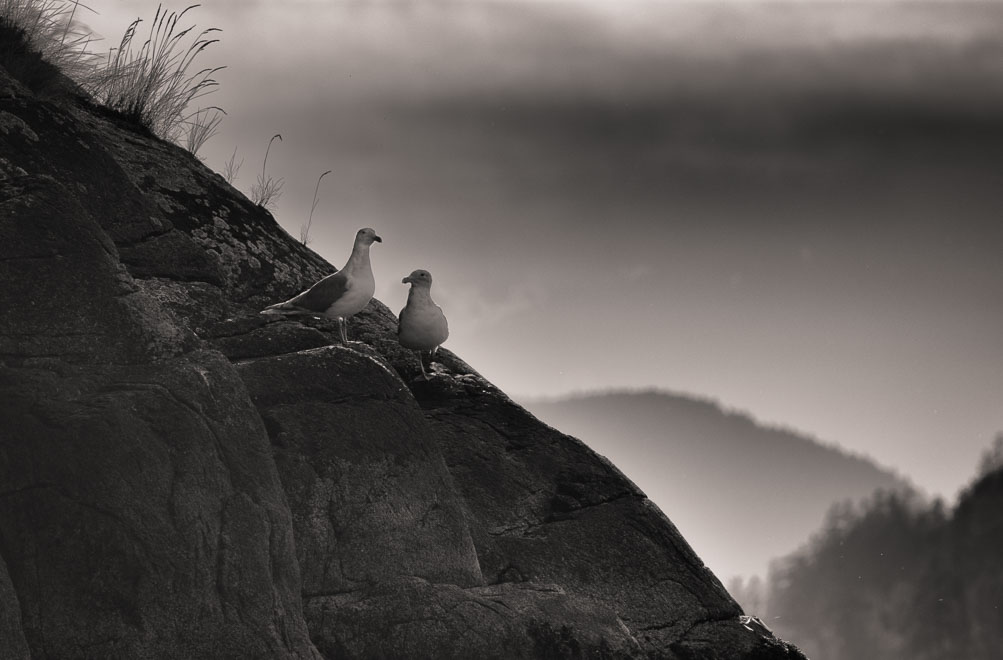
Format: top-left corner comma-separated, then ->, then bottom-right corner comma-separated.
766,436 -> 1003,660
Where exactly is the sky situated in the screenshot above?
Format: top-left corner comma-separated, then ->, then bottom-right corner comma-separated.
83,1 -> 1003,504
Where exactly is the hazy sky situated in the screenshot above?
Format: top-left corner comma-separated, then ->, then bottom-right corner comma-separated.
85,1 -> 1003,502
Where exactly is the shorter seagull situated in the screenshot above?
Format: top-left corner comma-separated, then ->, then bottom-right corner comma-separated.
261,227 -> 381,343
398,269 -> 449,380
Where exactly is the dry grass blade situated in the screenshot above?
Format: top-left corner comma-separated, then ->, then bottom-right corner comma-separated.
250,133 -> 283,211
300,170 -> 332,245
222,146 -> 241,184
252,176 -> 283,212
184,105 -> 224,157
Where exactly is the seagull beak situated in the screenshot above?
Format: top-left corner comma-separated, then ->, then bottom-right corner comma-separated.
402,276 -> 411,284
373,235 -> 382,243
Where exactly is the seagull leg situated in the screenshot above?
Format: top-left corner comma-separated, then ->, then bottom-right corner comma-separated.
416,351 -> 430,380
338,317 -> 348,344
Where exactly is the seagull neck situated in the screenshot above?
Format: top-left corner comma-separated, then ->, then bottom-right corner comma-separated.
407,286 -> 433,303
342,243 -> 371,271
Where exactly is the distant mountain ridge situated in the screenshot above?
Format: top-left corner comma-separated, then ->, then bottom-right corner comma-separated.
521,389 -> 911,580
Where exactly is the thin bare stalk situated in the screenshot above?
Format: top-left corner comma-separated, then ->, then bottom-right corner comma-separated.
184,105 -> 224,157
250,133 -> 283,210
261,133 -> 280,182
222,146 -> 242,184
301,169 -> 331,245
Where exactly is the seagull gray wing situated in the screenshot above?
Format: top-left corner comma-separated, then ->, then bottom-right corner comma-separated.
288,270 -> 351,313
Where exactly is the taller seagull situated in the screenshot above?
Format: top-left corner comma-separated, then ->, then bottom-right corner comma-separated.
261,227 -> 382,344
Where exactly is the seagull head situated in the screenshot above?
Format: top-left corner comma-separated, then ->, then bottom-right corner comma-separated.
402,269 -> 433,287
356,227 -> 382,245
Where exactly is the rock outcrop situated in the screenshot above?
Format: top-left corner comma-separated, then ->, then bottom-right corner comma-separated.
0,62 -> 806,659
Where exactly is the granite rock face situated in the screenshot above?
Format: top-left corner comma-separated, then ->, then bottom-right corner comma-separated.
0,64 -> 806,659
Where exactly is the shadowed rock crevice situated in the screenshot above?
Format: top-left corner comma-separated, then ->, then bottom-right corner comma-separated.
0,549 -> 29,660
0,63 -> 806,658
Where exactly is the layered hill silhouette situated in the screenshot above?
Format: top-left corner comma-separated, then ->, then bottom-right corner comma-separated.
0,58 -> 806,658
523,390 -> 910,580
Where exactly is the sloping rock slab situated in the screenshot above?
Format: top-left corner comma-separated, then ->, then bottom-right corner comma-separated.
304,577 -> 642,659
0,128 -> 320,658
0,350 -> 320,659
236,344 -> 484,594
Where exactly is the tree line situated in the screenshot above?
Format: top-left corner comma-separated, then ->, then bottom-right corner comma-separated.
735,434 -> 1003,660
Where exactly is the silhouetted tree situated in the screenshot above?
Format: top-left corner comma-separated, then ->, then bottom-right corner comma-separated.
767,489 -> 942,660
976,432 -> 1003,478
727,575 -> 766,616
767,435 -> 1003,660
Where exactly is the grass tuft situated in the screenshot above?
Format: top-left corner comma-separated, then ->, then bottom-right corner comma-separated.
91,3 -> 224,143
2,1 -> 227,152
221,145 -> 241,184
250,132 -> 283,211
0,0 -> 101,96
183,104 -> 223,157
2,2 -> 230,162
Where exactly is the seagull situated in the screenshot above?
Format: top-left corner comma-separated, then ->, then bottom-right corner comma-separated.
398,269 -> 449,380
261,227 -> 381,344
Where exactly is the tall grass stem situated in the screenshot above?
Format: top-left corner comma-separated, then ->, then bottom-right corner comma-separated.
301,169 -> 331,245
250,133 -> 283,210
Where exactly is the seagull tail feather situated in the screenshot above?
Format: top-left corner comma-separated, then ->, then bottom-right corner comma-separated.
260,301 -> 310,316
